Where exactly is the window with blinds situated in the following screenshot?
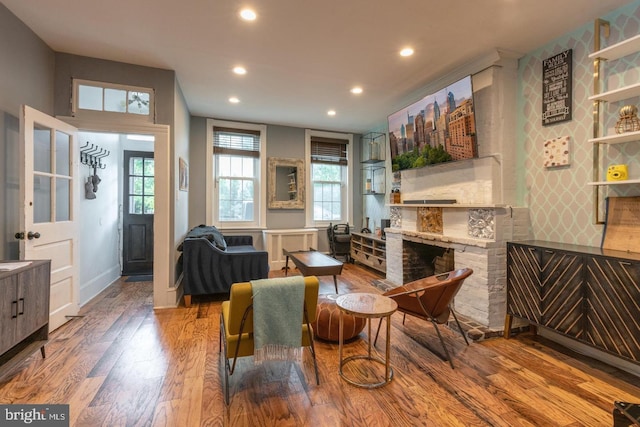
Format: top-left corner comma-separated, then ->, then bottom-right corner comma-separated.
310,136 -> 348,165
213,127 -> 260,157
213,126 -> 261,223
310,135 -> 348,221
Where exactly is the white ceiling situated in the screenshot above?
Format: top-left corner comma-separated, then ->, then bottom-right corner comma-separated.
2,0 -> 632,133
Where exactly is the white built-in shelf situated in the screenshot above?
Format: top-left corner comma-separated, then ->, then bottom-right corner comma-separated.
587,178 -> 640,186
589,82 -> 640,103
589,22 -> 640,223
388,203 -> 511,209
589,130 -> 640,144
589,34 -> 640,61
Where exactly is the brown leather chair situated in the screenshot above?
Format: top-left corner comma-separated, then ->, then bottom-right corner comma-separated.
219,276 -> 320,404
375,268 -> 473,368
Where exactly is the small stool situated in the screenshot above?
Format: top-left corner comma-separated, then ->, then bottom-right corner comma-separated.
311,294 -> 366,342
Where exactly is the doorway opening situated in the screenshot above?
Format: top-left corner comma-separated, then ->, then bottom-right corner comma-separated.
77,131 -> 155,300
122,149 -> 154,276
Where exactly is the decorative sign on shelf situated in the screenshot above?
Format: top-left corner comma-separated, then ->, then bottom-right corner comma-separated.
542,49 -> 572,126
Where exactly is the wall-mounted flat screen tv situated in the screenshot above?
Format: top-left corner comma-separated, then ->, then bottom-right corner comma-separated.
388,75 -> 477,171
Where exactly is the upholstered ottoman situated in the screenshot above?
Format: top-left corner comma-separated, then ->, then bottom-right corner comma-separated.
312,294 -> 366,342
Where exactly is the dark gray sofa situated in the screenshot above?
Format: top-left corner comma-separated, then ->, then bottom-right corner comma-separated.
180,225 -> 269,306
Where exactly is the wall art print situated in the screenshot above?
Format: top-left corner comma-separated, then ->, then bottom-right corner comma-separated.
543,135 -> 570,168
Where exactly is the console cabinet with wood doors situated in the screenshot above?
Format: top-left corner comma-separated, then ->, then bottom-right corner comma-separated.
505,241 -> 640,365
0,260 -> 51,379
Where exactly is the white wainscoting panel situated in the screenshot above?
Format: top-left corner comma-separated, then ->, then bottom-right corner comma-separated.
262,228 -> 319,271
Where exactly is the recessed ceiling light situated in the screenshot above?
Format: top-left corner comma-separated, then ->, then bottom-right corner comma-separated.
400,47 -> 414,57
229,97 -> 240,104
350,86 -> 363,94
327,110 -> 336,116
233,66 -> 247,75
240,8 -> 257,21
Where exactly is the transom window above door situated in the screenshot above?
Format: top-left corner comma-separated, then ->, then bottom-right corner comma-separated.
72,79 -> 155,122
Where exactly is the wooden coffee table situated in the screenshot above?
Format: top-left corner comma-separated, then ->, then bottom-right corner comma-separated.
283,248 -> 344,293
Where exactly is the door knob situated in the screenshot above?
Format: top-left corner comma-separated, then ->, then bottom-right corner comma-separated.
27,231 -> 41,240
14,232 -> 25,240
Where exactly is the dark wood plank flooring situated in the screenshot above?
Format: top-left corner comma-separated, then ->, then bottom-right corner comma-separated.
1,262 -> 639,426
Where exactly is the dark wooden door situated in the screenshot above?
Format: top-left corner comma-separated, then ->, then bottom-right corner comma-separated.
122,151 -> 154,276
584,256 -> 640,362
539,249 -> 584,339
506,243 -> 542,324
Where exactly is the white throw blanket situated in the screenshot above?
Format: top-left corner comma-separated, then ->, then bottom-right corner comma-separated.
251,276 -> 305,364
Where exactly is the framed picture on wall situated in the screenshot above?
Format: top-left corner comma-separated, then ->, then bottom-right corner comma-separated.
179,157 -> 188,191
542,49 -> 572,126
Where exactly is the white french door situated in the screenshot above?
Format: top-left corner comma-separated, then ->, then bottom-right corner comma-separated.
19,105 -> 80,331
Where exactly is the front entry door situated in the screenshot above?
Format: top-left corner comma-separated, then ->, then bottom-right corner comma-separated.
19,106 -> 79,331
122,150 -> 154,276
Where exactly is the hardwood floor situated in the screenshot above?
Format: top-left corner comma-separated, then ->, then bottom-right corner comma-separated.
1,263 -> 639,426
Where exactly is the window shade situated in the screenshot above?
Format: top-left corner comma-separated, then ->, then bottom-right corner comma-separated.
310,136 -> 348,165
213,126 -> 260,157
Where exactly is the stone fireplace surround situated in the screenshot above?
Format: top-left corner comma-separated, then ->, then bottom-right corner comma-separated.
385,205 -> 530,332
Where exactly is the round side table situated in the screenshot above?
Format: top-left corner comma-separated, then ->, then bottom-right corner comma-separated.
336,293 -> 398,388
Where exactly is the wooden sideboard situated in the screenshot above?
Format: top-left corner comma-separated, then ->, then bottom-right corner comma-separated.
505,240 -> 640,365
0,260 -> 51,379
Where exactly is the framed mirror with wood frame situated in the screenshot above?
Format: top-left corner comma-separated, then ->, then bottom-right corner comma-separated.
268,157 -> 305,209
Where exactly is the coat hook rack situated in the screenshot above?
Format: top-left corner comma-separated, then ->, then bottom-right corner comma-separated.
80,141 -> 109,173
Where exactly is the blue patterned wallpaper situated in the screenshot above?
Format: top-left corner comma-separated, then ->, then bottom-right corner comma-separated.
364,1 -> 640,247
517,1 -> 640,246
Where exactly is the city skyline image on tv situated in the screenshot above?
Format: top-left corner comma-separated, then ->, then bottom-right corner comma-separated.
388,75 -> 477,171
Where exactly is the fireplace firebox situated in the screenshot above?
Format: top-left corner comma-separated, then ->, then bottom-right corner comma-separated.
402,240 -> 454,283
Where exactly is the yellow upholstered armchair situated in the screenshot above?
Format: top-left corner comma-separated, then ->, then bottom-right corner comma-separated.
375,268 -> 473,368
219,276 -> 320,404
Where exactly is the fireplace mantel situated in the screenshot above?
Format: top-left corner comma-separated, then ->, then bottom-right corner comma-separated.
388,228 -> 503,249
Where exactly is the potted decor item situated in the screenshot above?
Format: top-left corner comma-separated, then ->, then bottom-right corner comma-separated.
615,105 -> 640,134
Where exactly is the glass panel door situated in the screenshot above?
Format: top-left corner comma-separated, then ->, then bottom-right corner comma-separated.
32,125 -> 72,223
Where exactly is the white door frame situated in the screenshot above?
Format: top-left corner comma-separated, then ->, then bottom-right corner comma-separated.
59,117 -> 174,308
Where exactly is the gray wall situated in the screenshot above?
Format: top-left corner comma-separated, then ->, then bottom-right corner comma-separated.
0,4 -> 55,260
53,53 -> 189,287
0,5 -> 191,285
265,125 -> 307,229
54,53 -> 176,129
188,116 -> 364,252
173,80 -> 191,282
188,116 -> 207,228
188,118 -> 313,230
